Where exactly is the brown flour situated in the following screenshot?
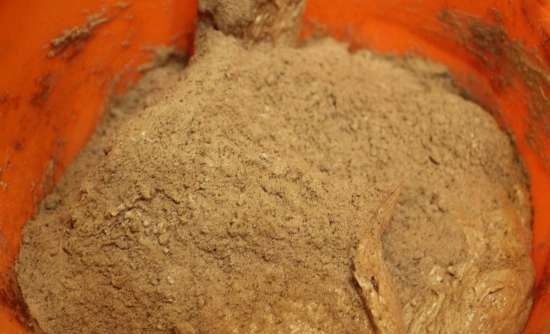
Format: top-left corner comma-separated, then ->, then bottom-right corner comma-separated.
48,14 -> 109,58
198,0 -> 305,44
17,27 -> 533,334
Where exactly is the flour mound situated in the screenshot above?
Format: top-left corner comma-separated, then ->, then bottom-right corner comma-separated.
17,28 -> 533,334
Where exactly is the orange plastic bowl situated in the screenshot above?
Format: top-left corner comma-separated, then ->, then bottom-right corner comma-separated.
0,1 -> 548,333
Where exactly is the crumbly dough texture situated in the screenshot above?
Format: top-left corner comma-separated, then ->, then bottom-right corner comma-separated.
17,27 -> 533,334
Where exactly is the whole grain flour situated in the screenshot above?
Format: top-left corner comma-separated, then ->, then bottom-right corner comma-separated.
16,27 -> 534,334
